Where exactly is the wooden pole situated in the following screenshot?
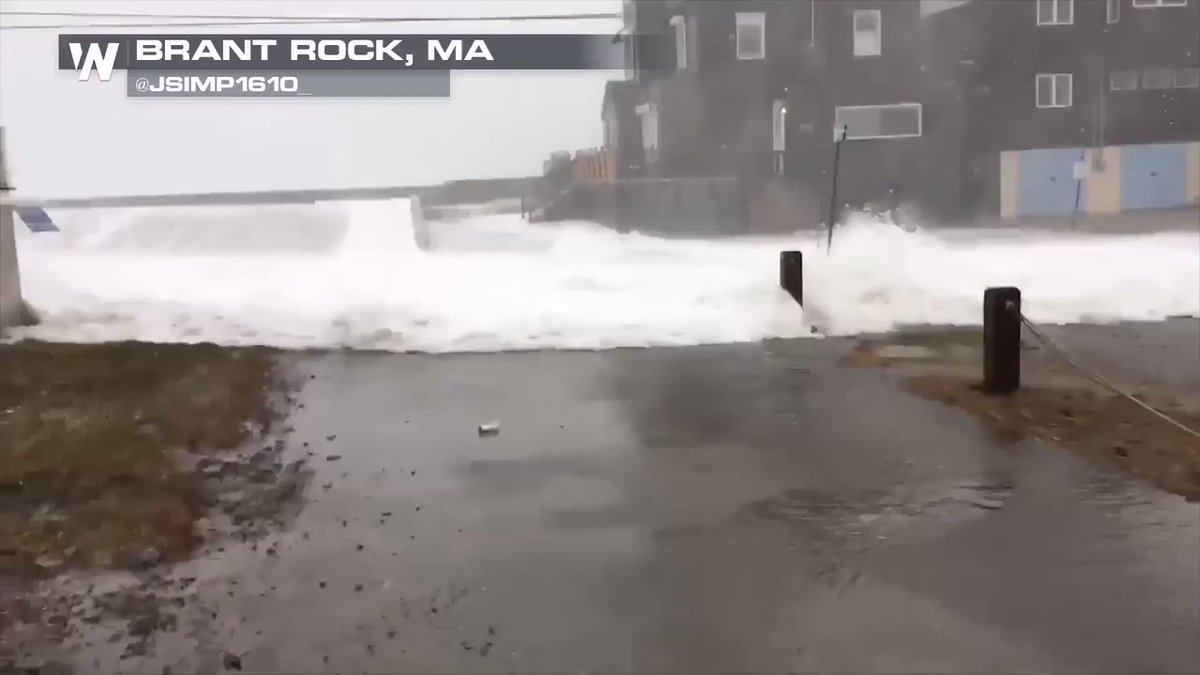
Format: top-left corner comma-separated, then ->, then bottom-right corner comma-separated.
780,251 -> 802,306
982,286 -> 1022,394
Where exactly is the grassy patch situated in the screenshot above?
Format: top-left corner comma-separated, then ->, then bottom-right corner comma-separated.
843,327 -> 1200,500
904,374 -> 1200,500
0,341 -> 278,577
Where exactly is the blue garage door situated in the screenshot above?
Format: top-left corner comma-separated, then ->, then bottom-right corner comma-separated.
1121,143 -> 1188,211
1018,148 -> 1087,216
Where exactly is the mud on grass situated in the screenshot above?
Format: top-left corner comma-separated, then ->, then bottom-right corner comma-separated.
848,330 -> 1200,501
905,374 -> 1200,501
0,341 -> 288,581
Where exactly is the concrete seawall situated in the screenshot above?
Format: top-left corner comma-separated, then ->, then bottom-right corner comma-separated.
10,177 -> 539,210
0,126 -> 35,333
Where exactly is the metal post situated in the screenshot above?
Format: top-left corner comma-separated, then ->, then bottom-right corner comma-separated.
982,286 -> 1022,394
827,124 -> 847,253
780,250 -> 802,306
1070,150 -> 1084,230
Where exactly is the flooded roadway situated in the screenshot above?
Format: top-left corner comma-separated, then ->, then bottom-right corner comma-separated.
59,339 -> 1200,674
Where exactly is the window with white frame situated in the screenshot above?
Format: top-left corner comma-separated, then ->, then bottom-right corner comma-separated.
1037,0 -> 1074,25
853,10 -> 882,57
1035,73 -> 1072,107
670,15 -> 688,70
735,12 -> 766,60
1143,68 -> 1174,89
1109,70 -> 1139,90
834,103 -> 922,140
1174,67 -> 1200,88
1131,0 -> 1188,8
772,100 -> 787,152
637,103 -> 659,163
1107,0 -> 1120,22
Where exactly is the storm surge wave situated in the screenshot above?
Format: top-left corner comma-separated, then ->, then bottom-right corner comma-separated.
11,200 -> 1199,352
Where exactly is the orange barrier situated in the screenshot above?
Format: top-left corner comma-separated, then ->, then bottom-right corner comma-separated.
571,148 -> 617,184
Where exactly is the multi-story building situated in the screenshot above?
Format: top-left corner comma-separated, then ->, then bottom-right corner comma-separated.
602,0 -> 1200,226
923,0 -> 1200,218
604,0 -> 947,224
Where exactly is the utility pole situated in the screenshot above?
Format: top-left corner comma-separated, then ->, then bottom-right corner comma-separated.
827,124 -> 847,252
0,126 -> 36,332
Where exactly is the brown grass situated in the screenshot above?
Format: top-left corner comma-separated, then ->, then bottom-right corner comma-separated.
0,341 -> 278,578
843,328 -> 1200,501
904,373 -> 1200,500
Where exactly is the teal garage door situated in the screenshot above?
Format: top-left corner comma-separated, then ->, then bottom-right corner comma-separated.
1121,143 -> 1189,211
1018,148 -> 1087,216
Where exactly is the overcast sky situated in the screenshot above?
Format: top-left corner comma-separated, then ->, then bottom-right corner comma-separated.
0,0 -> 621,198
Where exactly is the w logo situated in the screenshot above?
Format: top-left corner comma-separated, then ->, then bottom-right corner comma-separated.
68,42 -> 120,82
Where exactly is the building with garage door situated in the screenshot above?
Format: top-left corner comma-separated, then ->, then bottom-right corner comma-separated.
605,0 -> 962,230
921,0 -> 1200,220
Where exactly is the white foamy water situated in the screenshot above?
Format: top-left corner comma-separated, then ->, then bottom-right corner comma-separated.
10,200 -> 1199,352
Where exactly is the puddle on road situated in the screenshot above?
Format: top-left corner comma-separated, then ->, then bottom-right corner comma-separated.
742,482 -> 1015,541
740,482 -> 1017,593
745,483 -> 1015,522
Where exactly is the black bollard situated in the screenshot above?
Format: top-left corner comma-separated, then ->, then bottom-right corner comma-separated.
982,286 -> 1022,394
780,251 -> 803,306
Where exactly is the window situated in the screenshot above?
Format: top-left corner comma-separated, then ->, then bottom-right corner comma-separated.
1110,70 -> 1139,90
834,103 -> 922,140
1035,73 -> 1072,108
1143,68 -> 1174,89
853,10 -> 882,57
1132,0 -> 1188,7
1174,68 -> 1200,88
670,15 -> 688,70
636,103 -> 659,163
772,100 -> 787,151
735,12 -> 766,60
1037,0 -> 1074,24
1107,0 -> 1120,22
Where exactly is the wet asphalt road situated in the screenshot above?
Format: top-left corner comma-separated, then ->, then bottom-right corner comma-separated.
67,338 -> 1200,674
